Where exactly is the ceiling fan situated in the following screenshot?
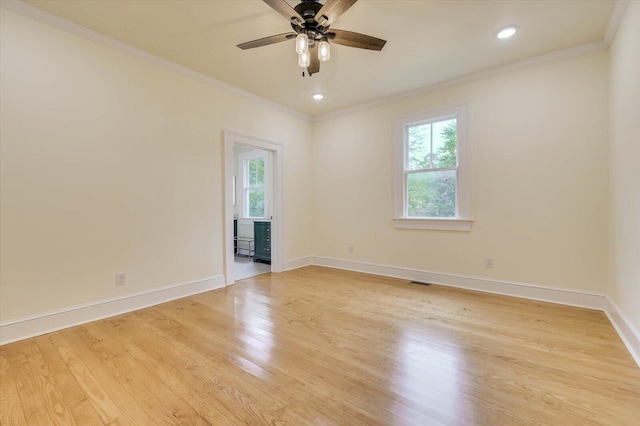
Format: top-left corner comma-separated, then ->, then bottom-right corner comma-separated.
237,0 -> 386,76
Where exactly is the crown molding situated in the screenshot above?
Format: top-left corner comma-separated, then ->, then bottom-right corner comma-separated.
2,0 -> 627,123
0,0 -> 311,122
605,0 -> 630,46
313,40 -> 607,122
314,0 -> 629,122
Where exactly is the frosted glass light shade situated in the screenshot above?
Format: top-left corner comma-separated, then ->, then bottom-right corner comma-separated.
318,41 -> 330,61
298,51 -> 310,68
295,33 -> 309,54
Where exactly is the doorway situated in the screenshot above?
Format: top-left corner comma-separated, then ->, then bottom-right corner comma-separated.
224,131 -> 282,285
233,145 -> 271,280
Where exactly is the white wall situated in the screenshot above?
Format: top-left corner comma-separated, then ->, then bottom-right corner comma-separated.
312,51 -> 610,293
608,1 -> 640,332
0,9 -> 313,322
0,3 -> 631,336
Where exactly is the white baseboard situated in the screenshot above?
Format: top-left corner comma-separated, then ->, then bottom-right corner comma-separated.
604,297 -> 640,368
311,256 -> 640,368
0,275 -> 225,345
283,256 -> 313,271
311,256 -> 606,309
4,258 -> 638,370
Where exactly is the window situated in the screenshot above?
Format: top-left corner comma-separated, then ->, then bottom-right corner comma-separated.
240,151 -> 267,218
394,104 -> 471,231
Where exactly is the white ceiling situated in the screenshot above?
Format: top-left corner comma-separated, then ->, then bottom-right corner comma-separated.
21,0 -> 617,117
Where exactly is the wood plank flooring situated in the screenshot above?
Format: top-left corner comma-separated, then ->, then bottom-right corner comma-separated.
1,266 -> 639,425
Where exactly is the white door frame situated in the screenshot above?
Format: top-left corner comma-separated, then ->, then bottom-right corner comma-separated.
224,131 -> 283,285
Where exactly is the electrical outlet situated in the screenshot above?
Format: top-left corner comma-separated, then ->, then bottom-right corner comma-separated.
484,258 -> 494,269
115,273 -> 126,285
348,246 -> 354,254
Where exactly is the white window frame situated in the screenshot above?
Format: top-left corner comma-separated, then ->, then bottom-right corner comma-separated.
239,150 -> 268,219
394,104 -> 472,231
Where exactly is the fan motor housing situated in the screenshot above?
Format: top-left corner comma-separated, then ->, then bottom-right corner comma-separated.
294,0 -> 323,20
291,1 -> 329,42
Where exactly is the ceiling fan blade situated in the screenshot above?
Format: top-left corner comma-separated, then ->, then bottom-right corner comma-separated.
263,0 -> 305,26
237,32 -> 296,50
328,29 -> 386,51
308,44 -> 320,75
316,0 -> 358,26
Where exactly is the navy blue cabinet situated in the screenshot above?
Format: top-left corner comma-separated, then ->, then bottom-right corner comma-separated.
253,221 -> 271,264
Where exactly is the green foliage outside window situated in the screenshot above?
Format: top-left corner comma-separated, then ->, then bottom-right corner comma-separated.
247,158 -> 265,217
407,120 -> 457,217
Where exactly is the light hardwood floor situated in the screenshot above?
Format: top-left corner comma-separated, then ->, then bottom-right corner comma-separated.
1,266 -> 639,425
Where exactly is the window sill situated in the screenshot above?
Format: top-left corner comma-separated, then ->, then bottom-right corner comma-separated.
393,217 -> 473,231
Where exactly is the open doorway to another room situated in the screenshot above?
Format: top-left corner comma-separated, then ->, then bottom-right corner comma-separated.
232,144 -> 272,280
224,131 -> 282,286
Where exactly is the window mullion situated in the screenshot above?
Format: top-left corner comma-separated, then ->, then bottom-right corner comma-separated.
407,166 -> 457,174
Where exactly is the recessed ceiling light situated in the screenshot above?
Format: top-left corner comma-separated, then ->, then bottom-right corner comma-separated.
497,26 -> 517,39
313,94 -> 324,100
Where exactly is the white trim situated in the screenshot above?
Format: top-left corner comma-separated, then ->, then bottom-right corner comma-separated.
1,0 -> 623,123
394,104 -> 471,228
283,256 -> 313,271
314,41 -> 606,122
224,131 -> 284,285
393,218 -> 473,231
1,0 -> 622,124
4,258 -> 638,368
310,256 -> 640,367
238,150 -> 269,220
0,275 -> 225,345
604,0 -> 630,46
311,256 -> 606,310
0,0 -> 310,122
604,297 -> 640,368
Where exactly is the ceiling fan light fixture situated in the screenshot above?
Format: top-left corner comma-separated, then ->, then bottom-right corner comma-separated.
298,51 -> 311,68
318,40 -> 331,62
238,0 -> 387,77
295,33 -> 309,54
